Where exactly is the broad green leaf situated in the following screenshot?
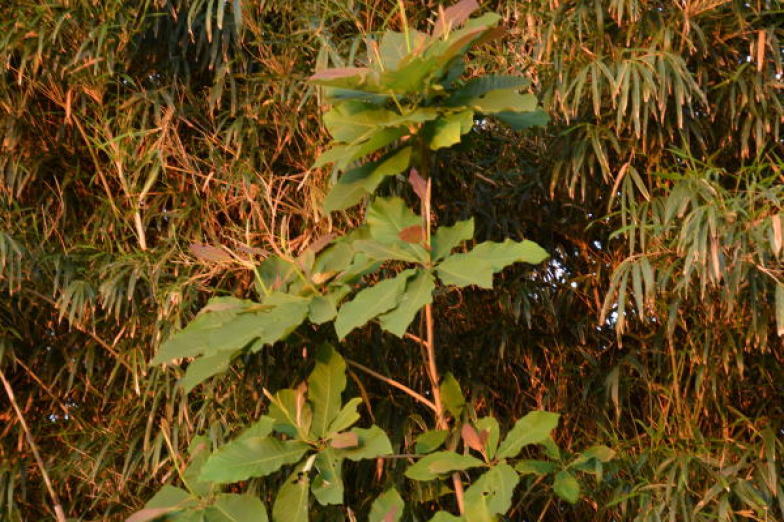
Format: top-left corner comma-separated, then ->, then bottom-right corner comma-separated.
474,417 -> 500,460
379,270 -> 435,337
323,101 -> 397,143
425,110 -> 473,150
171,510 -> 205,522
369,487 -> 405,522
205,494 -> 268,522
127,485 -> 197,522
308,295 -> 338,325
431,218 -> 474,261
313,242 -> 354,274
258,256 -> 299,293
267,388 -> 312,438
307,344 -> 346,438
415,430 -> 449,454
448,76 -> 531,105
311,449 -> 344,506
463,464 -> 519,519
405,451 -> 484,481
183,436 -> 214,497
495,109 -> 549,130
309,66 -> 370,89
324,147 -> 412,212
428,512 -> 462,522
496,411 -> 560,460
553,470 -> 580,504
314,127 -> 406,171
571,445 -> 615,467
440,373 -> 466,418
272,464 -> 310,522
515,460 -> 556,476
377,30 -> 426,70
470,239 -> 549,271
151,298 -> 253,364
366,197 -> 421,245
336,425 -> 393,461
180,350 -> 234,393
199,437 -> 310,483
236,416 -> 276,442
327,397 -> 363,434
334,269 -> 413,339
323,87 -> 389,104
437,253 -> 494,289
156,294 -> 309,363
353,239 -> 426,264
462,90 -> 537,114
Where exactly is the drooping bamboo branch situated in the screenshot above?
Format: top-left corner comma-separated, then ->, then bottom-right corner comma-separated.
0,367 -> 67,522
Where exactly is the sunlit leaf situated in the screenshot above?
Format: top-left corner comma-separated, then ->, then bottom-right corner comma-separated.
496,411 -> 560,460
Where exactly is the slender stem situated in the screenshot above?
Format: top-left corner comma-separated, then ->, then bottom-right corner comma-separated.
0,368 -> 67,522
346,359 -> 437,412
418,142 -> 464,515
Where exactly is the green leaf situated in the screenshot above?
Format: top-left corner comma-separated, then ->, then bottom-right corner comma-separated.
336,425 -> 393,461
127,485 -> 197,522
425,111 -> 473,150
205,494 -> 268,522
199,437 -> 310,483
515,459 -> 556,476
183,435 -> 214,497
307,345 -> 347,438
272,464 -> 310,522
353,239 -> 426,264
440,373 -> 466,418
470,239 -> 549,271
431,218 -> 474,261
415,430 -> 449,454
311,449 -> 344,506
553,470 -> 580,504
369,487 -> 405,522
314,127 -> 407,171
428,512 -> 462,522
379,270 -> 435,337
496,411 -> 560,460
463,90 -> 537,114
324,147 -> 412,212
366,197 -> 421,245
151,297 -> 253,364
448,76 -> 532,105
437,253 -> 494,289
308,295 -> 338,325
463,463 -> 519,519
474,417 -> 500,460
334,269 -> 413,339
267,388 -> 312,438
180,350 -> 234,393
323,101 -> 397,143
571,445 -> 615,467
236,416 -> 276,442
327,397 -> 363,434
495,109 -> 549,130
405,451 -> 484,481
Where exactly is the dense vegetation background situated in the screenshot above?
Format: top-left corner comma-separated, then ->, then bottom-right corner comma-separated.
1,0 -> 782,520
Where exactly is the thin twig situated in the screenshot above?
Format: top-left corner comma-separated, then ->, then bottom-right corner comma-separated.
0,368 -> 67,522
345,359 -> 436,412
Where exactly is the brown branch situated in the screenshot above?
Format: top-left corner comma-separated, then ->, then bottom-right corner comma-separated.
345,359 -> 436,412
